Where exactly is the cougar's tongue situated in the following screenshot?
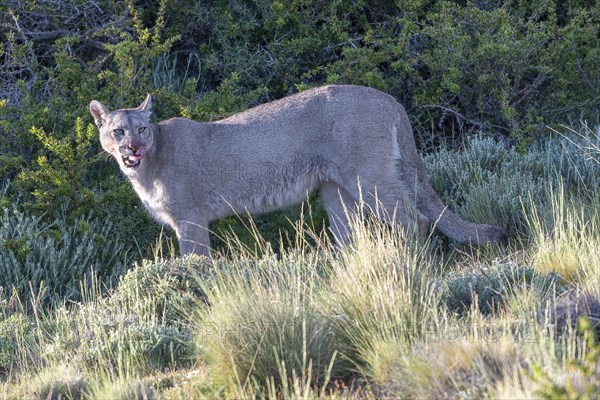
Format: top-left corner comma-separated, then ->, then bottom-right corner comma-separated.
129,147 -> 145,160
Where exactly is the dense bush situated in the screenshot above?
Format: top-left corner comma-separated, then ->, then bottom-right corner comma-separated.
157,0 -> 600,142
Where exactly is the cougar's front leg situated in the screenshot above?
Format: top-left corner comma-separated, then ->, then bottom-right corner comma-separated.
175,219 -> 211,257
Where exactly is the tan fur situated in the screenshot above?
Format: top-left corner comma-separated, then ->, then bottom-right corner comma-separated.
90,85 -> 507,256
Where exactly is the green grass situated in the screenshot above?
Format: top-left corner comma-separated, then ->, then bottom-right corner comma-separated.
1,127 -> 599,399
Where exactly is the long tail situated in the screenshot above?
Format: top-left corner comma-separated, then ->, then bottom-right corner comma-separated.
391,104 -> 507,244
416,181 -> 507,245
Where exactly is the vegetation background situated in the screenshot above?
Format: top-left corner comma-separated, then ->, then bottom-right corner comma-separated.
0,0 -> 599,398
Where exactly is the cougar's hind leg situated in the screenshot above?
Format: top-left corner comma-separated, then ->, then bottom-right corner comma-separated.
346,172 -> 427,240
369,188 -> 426,239
319,183 -> 359,246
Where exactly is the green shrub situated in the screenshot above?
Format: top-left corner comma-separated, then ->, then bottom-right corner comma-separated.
171,0 -> 599,140
108,257 -> 204,326
39,258 -> 201,374
0,203 -> 128,308
441,263 -> 565,315
71,323 -> 190,373
424,131 -> 600,238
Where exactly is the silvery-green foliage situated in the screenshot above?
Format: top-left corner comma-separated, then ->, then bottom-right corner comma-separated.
424,132 -> 600,236
6,259 -> 197,378
441,262 -> 565,315
0,205 -> 128,307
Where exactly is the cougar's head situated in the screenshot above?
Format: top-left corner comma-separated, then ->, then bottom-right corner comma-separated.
90,95 -> 154,173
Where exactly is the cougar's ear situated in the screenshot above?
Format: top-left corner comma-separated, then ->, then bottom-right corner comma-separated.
90,100 -> 110,128
138,94 -> 152,114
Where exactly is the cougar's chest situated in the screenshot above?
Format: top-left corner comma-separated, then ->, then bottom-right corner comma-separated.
130,178 -> 176,228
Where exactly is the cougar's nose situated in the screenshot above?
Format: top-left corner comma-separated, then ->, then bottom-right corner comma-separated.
129,138 -> 143,154
129,143 -> 145,157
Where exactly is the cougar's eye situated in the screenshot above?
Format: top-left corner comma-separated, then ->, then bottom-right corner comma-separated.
138,126 -> 147,134
113,128 -> 125,138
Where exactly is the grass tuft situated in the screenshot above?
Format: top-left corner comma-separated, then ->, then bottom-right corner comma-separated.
527,186 -> 600,294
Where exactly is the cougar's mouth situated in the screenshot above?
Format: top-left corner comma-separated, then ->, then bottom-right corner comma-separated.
121,147 -> 145,169
123,155 -> 142,168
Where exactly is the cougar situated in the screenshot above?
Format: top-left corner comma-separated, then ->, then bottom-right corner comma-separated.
90,85 -> 506,256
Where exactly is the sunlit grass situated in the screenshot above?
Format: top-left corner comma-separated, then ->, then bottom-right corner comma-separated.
526,186 -> 600,296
